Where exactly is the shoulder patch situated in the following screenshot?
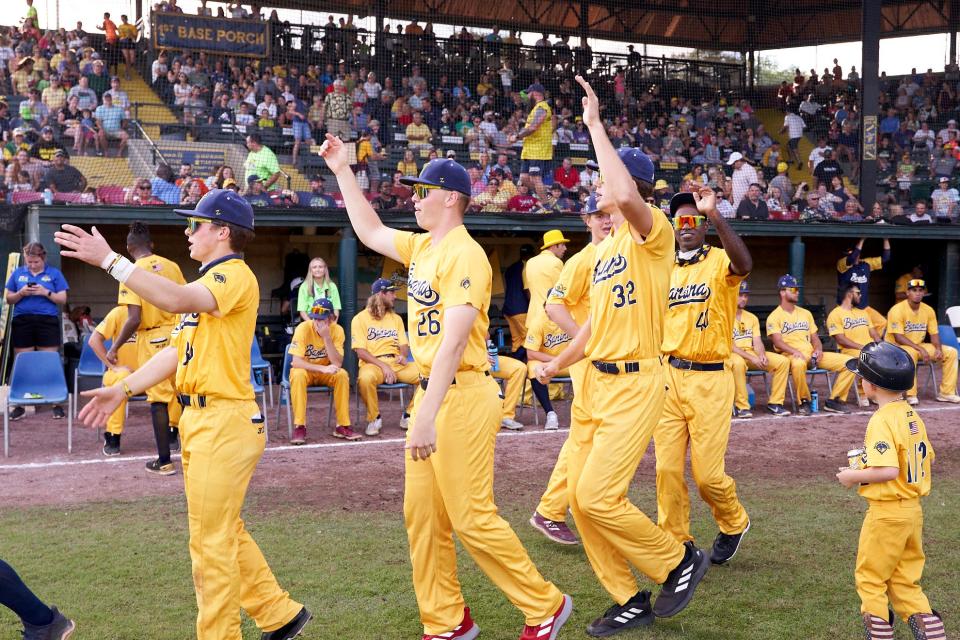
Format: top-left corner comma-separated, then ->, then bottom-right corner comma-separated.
460,277 -> 471,289
213,272 -> 226,284
874,441 -> 890,455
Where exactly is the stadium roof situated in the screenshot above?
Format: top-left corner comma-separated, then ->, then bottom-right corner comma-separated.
264,0 -> 958,51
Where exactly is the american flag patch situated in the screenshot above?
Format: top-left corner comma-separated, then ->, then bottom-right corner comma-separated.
909,421 -> 919,435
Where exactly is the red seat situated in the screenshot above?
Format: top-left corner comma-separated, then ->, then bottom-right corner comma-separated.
11,191 -> 43,205
96,185 -> 127,205
53,192 -> 84,203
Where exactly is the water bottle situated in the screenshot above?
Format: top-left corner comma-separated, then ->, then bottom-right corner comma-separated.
487,340 -> 500,373
811,389 -> 819,413
42,189 -> 53,206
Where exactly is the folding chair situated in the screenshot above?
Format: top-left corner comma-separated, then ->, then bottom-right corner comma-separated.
4,352 -> 73,457
745,370 -> 769,408
353,349 -> 415,425
277,345 -> 333,439
251,338 -> 275,407
519,376 -> 573,426
74,336 -> 108,418
946,307 -> 960,330
787,368 -> 834,412
938,324 -> 959,350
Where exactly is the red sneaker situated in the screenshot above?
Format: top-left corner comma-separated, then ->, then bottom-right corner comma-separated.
519,594 -> 572,640
291,425 -> 307,445
333,425 -> 362,441
530,512 -> 579,545
423,607 -> 480,640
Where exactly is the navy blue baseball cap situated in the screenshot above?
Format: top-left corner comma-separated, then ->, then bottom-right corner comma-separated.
174,188 -> 255,231
777,274 -> 799,289
739,281 -> 750,293
582,193 -> 600,214
668,192 -> 697,217
400,158 -> 472,197
617,147 -> 655,184
308,298 -> 335,319
526,83 -> 546,95
371,278 -> 397,294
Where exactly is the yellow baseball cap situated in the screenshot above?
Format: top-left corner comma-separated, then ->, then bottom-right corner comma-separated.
655,179 -> 670,190
541,229 -> 571,250
777,162 -> 788,173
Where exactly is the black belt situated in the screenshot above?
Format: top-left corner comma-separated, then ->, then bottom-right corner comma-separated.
591,360 -> 641,374
668,356 -> 724,372
419,371 -> 490,390
177,394 -> 207,408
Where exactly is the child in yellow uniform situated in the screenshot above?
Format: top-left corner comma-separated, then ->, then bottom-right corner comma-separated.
837,341 -> 944,640
730,281 -> 791,417
352,278 -> 419,436
827,284 -> 883,408
885,278 -> 960,404
766,274 -> 856,415
89,305 -> 138,455
524,313 -> 571,431
491,352 -> 528,430
289,298 -> 357,443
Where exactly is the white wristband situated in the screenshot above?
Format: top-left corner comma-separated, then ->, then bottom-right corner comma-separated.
105,254 -> 136,283
100,251 -> 120,270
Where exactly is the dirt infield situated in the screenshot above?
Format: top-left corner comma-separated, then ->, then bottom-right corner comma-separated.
2,390 -> 958,510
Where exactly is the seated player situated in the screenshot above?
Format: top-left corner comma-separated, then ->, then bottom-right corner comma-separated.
88,305 -> 139,455
827,284 -> 882,408
352,278 -> 419,435
490,349 -> 527,430
885,278 -> 960,405
289,298 -> 359,443
524,312 -> 571,430
766,274 -> 856,415
729,281 -> 791,417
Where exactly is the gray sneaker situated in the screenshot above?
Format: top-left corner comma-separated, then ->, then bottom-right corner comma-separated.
23,606 -> 75,640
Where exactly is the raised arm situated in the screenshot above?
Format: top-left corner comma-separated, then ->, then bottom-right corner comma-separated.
694,188 -> 752,275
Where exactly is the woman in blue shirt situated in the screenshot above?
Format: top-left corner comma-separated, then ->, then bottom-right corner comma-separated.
4,242 -> 69,420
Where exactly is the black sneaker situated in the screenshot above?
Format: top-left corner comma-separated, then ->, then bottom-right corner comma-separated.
732,408 -> 752,419
169,428 -> 180,452
710,520 -> 750,565
767,404 -> 791,417
52,405 -> 65,420
22,605 -> 75,640
823,399 -> 849,414
145,459 -> 176,476
261,607 -> 312,640
9,406 -> 26,421
585,591 -> 653,637
653,542 -> 709,618
798,401 -> 812,416
102,433 -> 121,457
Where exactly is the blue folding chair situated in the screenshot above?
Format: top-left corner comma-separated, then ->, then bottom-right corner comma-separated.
787,367 -> 834,412
250,369 -> 270,440
938,324 -> 959,351
251,338 -> 275,407
277,344 -> 333,439
354,348 -> 416,426
73,336 -> 110,418
4,351 -> 73,457
745,370 -> 769,409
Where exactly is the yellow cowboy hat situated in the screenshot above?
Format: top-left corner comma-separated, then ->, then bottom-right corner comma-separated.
541,229 -> 571,250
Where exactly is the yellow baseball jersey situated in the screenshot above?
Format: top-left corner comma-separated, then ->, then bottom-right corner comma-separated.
886,300 -> 938,345
394,225 -> 491,378
170,257 -> 256,400
857,400 -> 934,501
95,306 -> 138,370
662,246 -> 743,362
546,243 -> 596,326
766,305 -> 817,351
521,100 -> 553,160
894,273 -> 913,298
827,305 -> 874,345
733,310 -> 762,353
350,309 -> 406,358
118,254 -> 186,329
525,250 -> 563,319
524,315 -> 572,358
586,210 -> 674,361
290,320 -> 345,365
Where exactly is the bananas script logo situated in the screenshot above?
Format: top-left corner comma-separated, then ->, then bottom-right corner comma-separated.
367,327 -> 398,340
668,283 -> 711,307
407,263 -> 439,307
593,253 -> 627,284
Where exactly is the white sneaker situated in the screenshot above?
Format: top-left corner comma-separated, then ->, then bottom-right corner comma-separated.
545,411 -> 559,430
935,393 -> 960,403
365,418 -> 382,436
907,396 -> 919,406
399,414 -> 409,430
858,397 -> 870,408
501,417 -> 524,430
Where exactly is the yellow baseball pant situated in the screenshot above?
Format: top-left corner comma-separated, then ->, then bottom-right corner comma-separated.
568,359 -> 685,605
102,368 -> 131,435
506,313 -> 527,352
841,348 -> 870,400
865,306 -> 887,336
855,498 -> 931,621
902,344 -> 958,398
534,359 -> 587,522
289,368 -> 351,427
730,350 -> 790,410
655,364 -> 750,544
404,371 -> 563,634
180,397 -> 303,640
138,326 -> 177,404
784,344 -> 855,402
357,359 -> 419,421
491,355 -> 526,421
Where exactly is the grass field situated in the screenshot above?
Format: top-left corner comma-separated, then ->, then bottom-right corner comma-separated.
1,472 -> 957,639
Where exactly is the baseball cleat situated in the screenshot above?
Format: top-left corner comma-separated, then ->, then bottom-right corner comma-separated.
935,393 -> 960,403
862,612 -> 895,639
585,590 -> 654,637
798,401 -> 812,416
261,607 -> 312,640
22,606 -> 75,640
908,610 -> 945,640
102,433 -> 121,457
520,594 -> 572,640
290,425 -> 307,445
52,406 -> 66,420
332,425 -> 362,441
530,512 -> 579,545
399,414 -> 410,430
501,417 -> 524,430
365,417 -> 382,436
9,406 -> 26,421
766,404 -> 791,417
907,396 -> 919,406
422,606 -> 480,640
732,408 -> 752,419
145,459 -> 176,476
710,520 -> 750,565
544,411 -> 559,430
823,399 -> 850,414
653,542 -> 709,618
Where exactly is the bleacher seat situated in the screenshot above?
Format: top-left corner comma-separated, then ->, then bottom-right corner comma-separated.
53,192 -> 85,204
97,186 -> 127,205
11,191 -> 43,205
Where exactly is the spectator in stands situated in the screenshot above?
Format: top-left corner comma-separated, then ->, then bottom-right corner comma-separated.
728,151 -> 758,208
151,50 -> 168,85
124,178 -> 164,205
85,59 -> 110,99
41,75 -> 66,113
94,93 -> 128,157
895,152 -> 915,202
103,77 -> 130,114
244,175 -> 272,207
579,159 -> 598,189
736,183 -> 769,220
322,79 -> 351,139
179,178 -> 203,206
511,82 -> 553,199
472,177 -> 508,212
29,126 -> 64,162
243,132 -> 282,190
506,181 -> 539,212
937,118 -> 958,145
396,148 -> 418,176
405,110 -> 432,150
304,175 -> 336,208
908,200 -> 933,224
296,257 -> 340,322
552,157 -> 578,192
839,198 -> 865,222
150,163 -> 180,204
12,148 -> 42,187
117,15 -> 138,80
779,109 -> 805,168
357,126 -> 384,193
67,75 -> 97,111
813,147 -> 843,187
12,56 -> 38,96
541,183 -> 576,213
879,107 -> 900,135
931,177 -> 959,221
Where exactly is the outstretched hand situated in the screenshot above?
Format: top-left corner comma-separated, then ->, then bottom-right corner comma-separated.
54,225 -> 114,267
317,133 -> 351,173
77,385 -> 125,428
574,75 -> 601,128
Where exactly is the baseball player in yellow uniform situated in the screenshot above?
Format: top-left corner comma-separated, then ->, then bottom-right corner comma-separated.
827,284 -> 883,408
730,281 -> 792,417
289,298 -> 358,443
57,190 -> 311,640
837,341 -> 945,640
491,352 -> 528,430
110,221 -> 186,475
524,313 -> 571,431
766,274 -> 856,415
655,188 -> 752,565
353,278 -> 419,435
530,194 -> 611,546
835,238 -> 890,334
320,136 -> 571,640
524,230 -> 568,334
88,305 -> 138,455
885,279 -> 960,405
536,76 -> 709,635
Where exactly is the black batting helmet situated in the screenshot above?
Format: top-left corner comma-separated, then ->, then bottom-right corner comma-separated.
845,342 -> 915,392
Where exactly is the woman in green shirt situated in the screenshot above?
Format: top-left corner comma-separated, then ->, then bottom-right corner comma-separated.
297,257 -> 341,322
